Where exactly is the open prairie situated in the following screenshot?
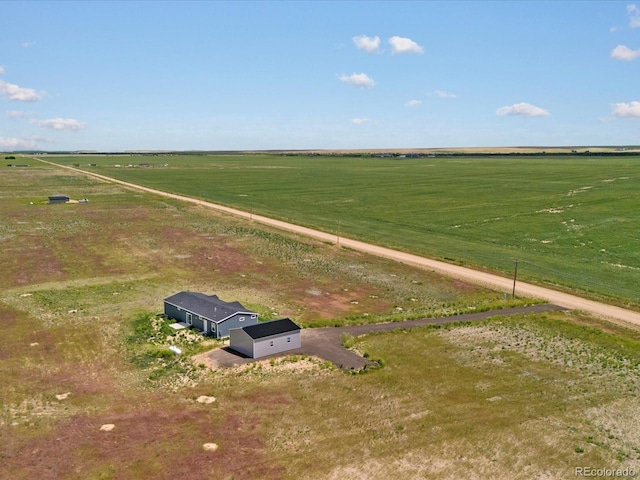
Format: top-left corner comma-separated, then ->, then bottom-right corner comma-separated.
2,158 -> 640,479
42,153 -> 640,309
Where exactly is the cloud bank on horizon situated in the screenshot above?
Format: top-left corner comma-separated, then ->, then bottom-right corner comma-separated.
0,1 -> 639,151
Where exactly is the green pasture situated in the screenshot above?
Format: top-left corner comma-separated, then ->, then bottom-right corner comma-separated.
43,153 -> 640,307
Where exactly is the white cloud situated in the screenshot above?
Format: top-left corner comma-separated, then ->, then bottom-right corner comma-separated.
0,80 -> 45,101
496,102 -> 550,117
431,90 -> 457,99
6,110 -> 29,118
353,35 -> 381,53
628,4 -> 640,28
405,99 -> 422,107
0,66 -> 4,75
21,41 -> 35,48
338,73 -> 375,88
32,136 -> 55,143
0,136 -> 37,150
33,117 -> 86,131
388,36 -> 424,55
351,117 -> 370,125
611,101 -> 640,118
611,44 -> 640,60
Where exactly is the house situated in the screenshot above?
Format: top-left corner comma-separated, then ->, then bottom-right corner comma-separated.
229,318 -> 301,359
48,195 -> 70,204
163,292 -> 258,338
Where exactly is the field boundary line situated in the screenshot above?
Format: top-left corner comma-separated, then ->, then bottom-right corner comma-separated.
33,157 -> 640,327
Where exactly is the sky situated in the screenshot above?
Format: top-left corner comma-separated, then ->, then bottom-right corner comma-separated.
1,1 -> 639,151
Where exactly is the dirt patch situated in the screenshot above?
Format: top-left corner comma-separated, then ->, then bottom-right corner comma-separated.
11,246 -> 67,287
286,282 -> 390,323
1,401 -> 283,480
129,224 -> 254,275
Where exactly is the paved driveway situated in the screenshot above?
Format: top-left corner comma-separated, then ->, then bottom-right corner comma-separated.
198,304 -> 566,370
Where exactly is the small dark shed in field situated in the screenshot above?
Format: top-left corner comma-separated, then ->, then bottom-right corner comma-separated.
229,318 -> 301,359
48,195 -> 70,204
163,292 -> 258,338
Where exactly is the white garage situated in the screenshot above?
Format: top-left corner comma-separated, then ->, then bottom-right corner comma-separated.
229,318 -> 301,359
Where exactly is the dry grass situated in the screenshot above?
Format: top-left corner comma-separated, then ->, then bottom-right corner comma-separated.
241,313 -> 640,479
3,159 -> 640,479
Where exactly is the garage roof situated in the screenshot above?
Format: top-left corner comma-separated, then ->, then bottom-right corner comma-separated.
242,318 -> 300,339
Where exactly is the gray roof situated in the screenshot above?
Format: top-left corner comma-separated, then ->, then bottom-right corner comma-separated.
241,318 -> 300,340
164,292 -> 255,323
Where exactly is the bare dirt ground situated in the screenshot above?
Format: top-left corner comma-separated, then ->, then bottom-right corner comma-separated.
34,158 -> 640,329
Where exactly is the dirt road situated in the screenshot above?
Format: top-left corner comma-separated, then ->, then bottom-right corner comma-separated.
35,157 -> 640,328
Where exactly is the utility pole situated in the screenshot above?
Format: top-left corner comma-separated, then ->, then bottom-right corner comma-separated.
512,259 -> 519,298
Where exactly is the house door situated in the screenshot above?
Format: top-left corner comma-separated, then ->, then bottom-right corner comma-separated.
186,312 -> 192,326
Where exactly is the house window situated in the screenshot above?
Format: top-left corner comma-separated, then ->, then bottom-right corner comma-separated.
239,316 -> 245,322
251,315 -> 257,319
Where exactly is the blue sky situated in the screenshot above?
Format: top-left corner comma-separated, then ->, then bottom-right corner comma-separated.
1,1 -> 639,151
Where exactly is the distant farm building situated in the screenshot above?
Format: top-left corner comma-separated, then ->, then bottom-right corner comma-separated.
229,318 -> 301,359
163,292 -> 258,338
48,195 -> 70,204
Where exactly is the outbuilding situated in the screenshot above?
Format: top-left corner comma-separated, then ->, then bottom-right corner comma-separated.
163,292 -> 258,338
48,195 -> 70,204
229,318 -> 301,359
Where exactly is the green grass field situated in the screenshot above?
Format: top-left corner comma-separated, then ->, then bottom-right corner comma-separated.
41,153 -> 640,308
2,159 -> 640,478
